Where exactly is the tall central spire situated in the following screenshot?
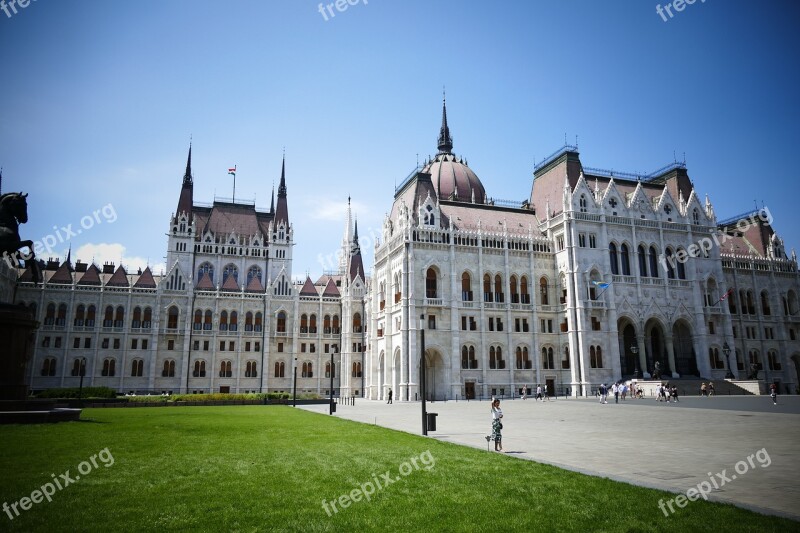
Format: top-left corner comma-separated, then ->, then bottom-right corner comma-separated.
275,154 -> 289,226
437,91 -> 453,154
183,143 -> 193,185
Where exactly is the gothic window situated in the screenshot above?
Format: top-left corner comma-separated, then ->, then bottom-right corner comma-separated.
461,272 -> 472,301
103,358 -> 117,377
41,357 -> 57,376
131,359 -> 144,377
609,242 -> 619,276
167,306 -> 179,329
247,265 -> 262,285
426,268 -> 437,299
274,361 -> 285,378
638,245 -> 647,277
620,244 -> 631,276
539,277 -> 549,305
649,246 -> 659,277
198,262 -> 214,283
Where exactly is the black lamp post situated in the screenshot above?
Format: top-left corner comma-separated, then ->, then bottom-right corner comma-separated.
292,357 -> 298,407
420,313 -> 427,436
78,357 -> 87,400
723,342 -> 734,379
631,344 -> 639,378
329,346 -> 337,415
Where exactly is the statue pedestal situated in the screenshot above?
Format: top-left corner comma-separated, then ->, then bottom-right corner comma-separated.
0,303 -> 38,401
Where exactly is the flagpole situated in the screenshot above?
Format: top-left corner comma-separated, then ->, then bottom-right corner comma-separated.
228,165 -> 237,203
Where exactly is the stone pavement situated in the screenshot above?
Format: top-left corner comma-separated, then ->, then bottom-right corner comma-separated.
300,395 -> 800,521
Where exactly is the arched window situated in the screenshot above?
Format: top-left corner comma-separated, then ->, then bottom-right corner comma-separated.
562,346 -> 571,369
510,276 -> 519,304
193,360 -> 206,377
131,359 -> 144,377
220,311 -> 229,331
483,274 -> 492,302
198,262 -> 214,283
768,350 -> 782,371
309,314 -> 317,333
219,360 -> 232,378
461,272 -> 472,301
649,246 -> 659,278
746,291 -> 755,315
274,361 -> 285,378
276,312 -> 286,333
167,306 -> 179,329
324,314 -> 331,334
494,274 -> 503,303
44,303 -> 56,325
461,346 -> 469,369
352,313 -> 362,333
676,248 -> 687,279
727,288 -> 737,314
302,362 -> 313,378
204,310 -> 213,330
469,346 -> 477,369
332,315 -> 340,334
56,304 -> 67,326
132,307 -> 142,328
590,346 -> 603,368
352,362 -> 362,377
325,361 -> 336,378
489,346 -> 497,369
579,194 -> 587,212
709,347 -> 724,369
71,358 -> 83,377
114,306 -> 125,328
426,268 -> 437,299
86,305 -> 96,327
222,264 -> 238,283
693,209 -> 700,225
41,357 -> 57,376
245,312 -> 254,331
74,304 -> 86,327
761,290 -> 771,316
539,277 -> 549,305
229,311 -> 238,331
609,242 -> 619,276
620,244 -> 631,276
102,358 -> 116,377
665,248 -> 675,279
516,346 -> 530,369
520,276 -> 530,304
103,305 -> 113,327
245,361 -> 258,378
638,245 -> 648,277
255,312 -> 263,332
301,314 -> 309,333
247,265 -> 262,285
142,307 -> 152,329
542,347 -> 554,369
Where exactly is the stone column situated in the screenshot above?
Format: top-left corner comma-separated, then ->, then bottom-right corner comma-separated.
665,334 -> 679,378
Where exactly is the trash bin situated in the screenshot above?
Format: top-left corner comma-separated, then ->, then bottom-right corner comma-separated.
426,412 -> 438,432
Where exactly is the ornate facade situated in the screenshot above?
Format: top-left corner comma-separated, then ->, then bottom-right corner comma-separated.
14,102 -> 800,399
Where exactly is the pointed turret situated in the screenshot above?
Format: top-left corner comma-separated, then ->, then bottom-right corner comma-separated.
349,217 -> 364,282
437,95 -> 453,154
175,144 -> 194,223
270,185 -> 275,214
275,155 -> 289,226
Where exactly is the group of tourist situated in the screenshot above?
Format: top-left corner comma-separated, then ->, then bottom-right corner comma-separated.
699,382 -> 716,396
655,383 -> 679,402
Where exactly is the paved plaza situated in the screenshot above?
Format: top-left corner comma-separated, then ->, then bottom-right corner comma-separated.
301,395 -> 800,521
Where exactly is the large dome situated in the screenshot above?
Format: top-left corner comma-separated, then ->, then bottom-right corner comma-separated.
423,153 -> 486,204
423,97 -> 486,203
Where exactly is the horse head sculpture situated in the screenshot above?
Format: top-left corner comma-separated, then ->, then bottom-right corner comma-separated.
0,192 -> 42,284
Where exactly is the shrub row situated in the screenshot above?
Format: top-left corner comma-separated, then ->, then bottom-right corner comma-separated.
35,387 -> 118,399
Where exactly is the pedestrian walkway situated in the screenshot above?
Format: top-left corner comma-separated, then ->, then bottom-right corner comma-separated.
300,396 -> 800,521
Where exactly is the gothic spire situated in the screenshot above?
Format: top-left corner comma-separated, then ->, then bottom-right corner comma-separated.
275,154 -> 289,226
437,92 -> 453,154
270,184 -> 275,214
183,143 -> 192,185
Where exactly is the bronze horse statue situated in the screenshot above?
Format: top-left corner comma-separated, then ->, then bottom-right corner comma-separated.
0,192 -> 42,284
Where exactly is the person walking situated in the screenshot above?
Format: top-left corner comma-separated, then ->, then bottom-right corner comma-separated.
536,385 -> 543,401
770,383 -> 777,405
708,382 -> 715,397
599,383 -> 607,404
491,399 -> 504,451
613,382 -> 619,403
521,384 -> 527,400
387,388 -> 392,404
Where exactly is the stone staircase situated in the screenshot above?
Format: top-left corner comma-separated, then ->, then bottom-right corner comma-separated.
634,378 -> 762,398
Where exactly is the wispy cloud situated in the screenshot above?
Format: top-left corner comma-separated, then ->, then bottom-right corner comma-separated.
71,243 -> 166,275
306,198 -> 370,221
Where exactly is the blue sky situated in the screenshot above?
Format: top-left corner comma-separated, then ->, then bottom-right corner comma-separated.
2,0 -> 799,280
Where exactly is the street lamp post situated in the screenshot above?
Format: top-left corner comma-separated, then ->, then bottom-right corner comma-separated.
420,314 -> 427,436
292,357 -> 298,407
631,344 -> 639,378
78,357 -> 87,400
722,342 -> 734,379
329,346 -> 337,415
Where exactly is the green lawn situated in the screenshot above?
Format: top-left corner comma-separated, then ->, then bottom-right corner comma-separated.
0,406 -> 795,532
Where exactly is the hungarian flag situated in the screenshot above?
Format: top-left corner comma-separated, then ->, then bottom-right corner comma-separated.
592,280 -> 611,290
719,288 -> 733,302
228,165 -> 236,176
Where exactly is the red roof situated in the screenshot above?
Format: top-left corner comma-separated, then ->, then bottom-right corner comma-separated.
196,271 -> 214,290
48,262 -> 73,284
77,264 -> 102,285
323,278 -> 340,297
106,265 -> 129,287
299,276 -> 319,296
193,202 -> 272,242
245,275 -> 265,293
133,267 -> 157,288
220,274 -> 240,292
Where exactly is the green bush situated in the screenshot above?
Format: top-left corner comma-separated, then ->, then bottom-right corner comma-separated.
35,387 -> 117,399
122,392 -> 315,403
